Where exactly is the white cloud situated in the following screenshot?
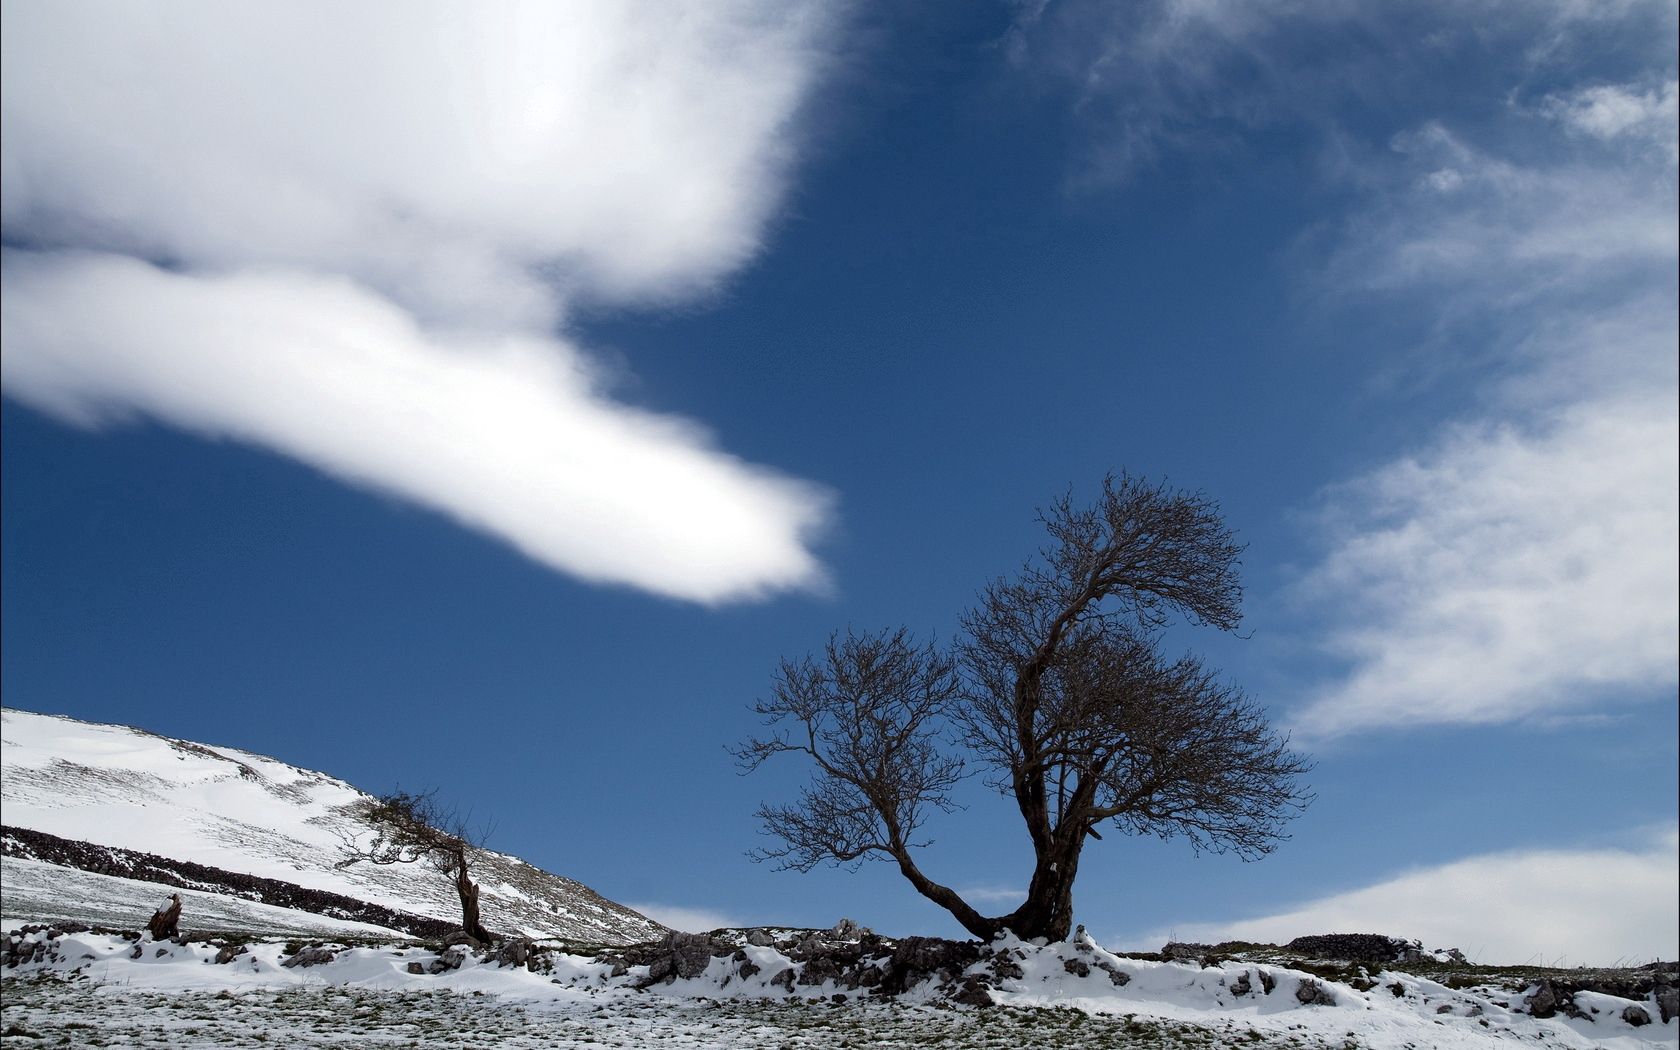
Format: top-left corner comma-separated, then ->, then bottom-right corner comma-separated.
1126,827 -> 1680,966
1008,1 -> 1678,736
625,902 -> 743,934
1543,80 -> 1679,153
1292,392 -> 1677,738
0,0 -> 831,320
959,885 -> 1027,905
0,1 -> 837,602
1290,77 -> 1678,739
1003,0 -> 1676,187
0,253 -> 829,604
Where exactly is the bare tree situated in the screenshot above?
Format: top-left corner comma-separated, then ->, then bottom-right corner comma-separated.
737,473 -> 1313,942
337,789 -> 493,943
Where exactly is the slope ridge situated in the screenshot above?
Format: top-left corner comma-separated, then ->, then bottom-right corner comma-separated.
0,707 -> 664,944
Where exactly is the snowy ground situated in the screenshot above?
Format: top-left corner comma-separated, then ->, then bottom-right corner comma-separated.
1,857 -> 405,939
4,927 -> 1673,1049
0,977 -> 1357,1049
0,707 -> 663,943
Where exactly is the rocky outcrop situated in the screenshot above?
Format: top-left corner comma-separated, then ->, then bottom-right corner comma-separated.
614,928 -> 1010,1003
1295,978 -> 1336,1006
280,946 -> 336,968
1654,976 -> 1678,1023
3,924 -> 92,968
1267,933 -> 1470,965
638,932 -> 720,984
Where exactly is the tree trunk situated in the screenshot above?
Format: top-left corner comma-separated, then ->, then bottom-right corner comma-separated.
453,852 -> 491,943
892,848 -> 1005,941
998,838 -> 1084,942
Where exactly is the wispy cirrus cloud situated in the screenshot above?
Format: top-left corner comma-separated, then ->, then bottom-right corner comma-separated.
1289,72 -> 1677,739
0,1 -> 838,603
1008,0 -> 1678,739
958,885 -> 1027,905
1004,0 -> 1676,189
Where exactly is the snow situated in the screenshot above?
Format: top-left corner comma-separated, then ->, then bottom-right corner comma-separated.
1,857 -> 407,939
4,926 -> 1673,1048
0,707 -> 664,943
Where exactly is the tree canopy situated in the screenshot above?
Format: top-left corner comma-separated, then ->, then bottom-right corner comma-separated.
737,473 -> 1313,941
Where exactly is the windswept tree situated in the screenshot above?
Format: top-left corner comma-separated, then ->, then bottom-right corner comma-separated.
337,789 -> 493,943
736,473 -> 1312,942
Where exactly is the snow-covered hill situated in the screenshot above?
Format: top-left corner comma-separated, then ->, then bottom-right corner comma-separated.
0,707 -> 665,944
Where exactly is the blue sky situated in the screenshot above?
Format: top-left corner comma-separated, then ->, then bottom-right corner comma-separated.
2,1 -> 1675,963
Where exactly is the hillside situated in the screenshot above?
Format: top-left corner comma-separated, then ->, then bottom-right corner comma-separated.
0,707 -> 664,944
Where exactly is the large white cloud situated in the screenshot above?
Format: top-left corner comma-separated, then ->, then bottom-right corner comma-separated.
1293,393 -> 1676,736
1,253 -> 829,603
1126,827 -> 1680,966
0,1 -> 836,602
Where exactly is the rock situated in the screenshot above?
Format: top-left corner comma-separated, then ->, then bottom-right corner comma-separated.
1525,982 -> 1558,1019
1229,971 -> 1252,997
1622,1005 -> 1651,1027
129,944 -> 144,960
1436,1004 -> 1454,1014
746,930 -> 776,947
737,958 -> 760,981
1073,924 -> 1097,953
1063,958 -> 1091,978
1162,941 -> 1212,961
986,950 -> 1024,982
831,993 -> 848,1004
1656,983 -> 1679,1024
406,961 -> 425,974
1286,933 -> 1405,961
951,975 -> 995,1008
429,947 -> 468,974
1259,970 -> 1276,995
798,954 -> 842,986
642,932 -> 718,984
213,944 -> 248,965
494,937 -> 532,969
280,946 -> 336,969
829,918 -> 870,941
442,931 -> 483,950
873,936 -> 981,996
1096,960 -> 1131,987
770,967 -> 796,991
1295,978 -> 1335,1006
788,935 -> 819,958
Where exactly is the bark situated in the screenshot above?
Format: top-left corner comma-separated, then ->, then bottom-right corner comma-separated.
453,850 -> 491,943
147,895 -> 182,940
